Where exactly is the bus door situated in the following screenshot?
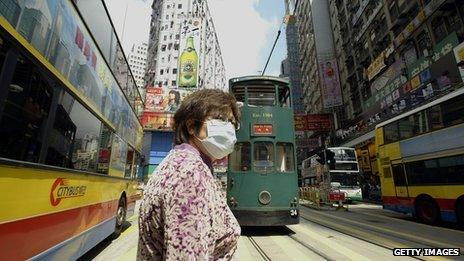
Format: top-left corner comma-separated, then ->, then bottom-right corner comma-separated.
391,163 -> 409,198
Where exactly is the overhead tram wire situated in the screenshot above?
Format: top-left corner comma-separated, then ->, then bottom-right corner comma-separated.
261,21 -> 284,76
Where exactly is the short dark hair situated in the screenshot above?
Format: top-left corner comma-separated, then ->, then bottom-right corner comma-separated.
173,89 -> 240,145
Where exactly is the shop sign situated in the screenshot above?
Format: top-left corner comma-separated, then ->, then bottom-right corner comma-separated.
408,57 -> 431,78
367,51 -> 386,80
411,75 -> 421,90
294,115 -> 306,132
304,114 -> 332,132
431,32 -> 459,62
454,41 -> 464,79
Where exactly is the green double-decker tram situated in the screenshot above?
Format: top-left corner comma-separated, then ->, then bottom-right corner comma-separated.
227,76 -> 299,226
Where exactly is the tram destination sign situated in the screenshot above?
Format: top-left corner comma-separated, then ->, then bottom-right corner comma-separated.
253,124 -> 273,135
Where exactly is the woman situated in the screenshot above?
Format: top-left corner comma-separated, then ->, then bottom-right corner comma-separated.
138,89 -> 241,260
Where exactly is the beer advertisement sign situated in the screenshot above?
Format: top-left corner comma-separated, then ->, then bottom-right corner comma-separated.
178,18 -> 201,89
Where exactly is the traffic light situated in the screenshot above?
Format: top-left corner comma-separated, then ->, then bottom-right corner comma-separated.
325,149 -> 336,169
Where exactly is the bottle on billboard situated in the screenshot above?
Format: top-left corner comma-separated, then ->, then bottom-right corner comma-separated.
178,36 -> 198,88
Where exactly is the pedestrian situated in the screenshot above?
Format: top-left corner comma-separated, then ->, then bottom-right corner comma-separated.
138,89 -> 241,260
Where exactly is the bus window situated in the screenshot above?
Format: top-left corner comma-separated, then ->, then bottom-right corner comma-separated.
253,141 -> 274,172
398,116 -> 414,139
97,125 -> 113,174
46,91 -> 102,172
428,105 -> 444,131
442,94 -> 464,127
392,164 -> 406,186
276,143 -> 294,172
0,51 -> 53,163
384,121 -> 399,143
413,111 -> 429,135
230,142 -> 250,171
125,148 -> 134,178
439,155 -> 464,184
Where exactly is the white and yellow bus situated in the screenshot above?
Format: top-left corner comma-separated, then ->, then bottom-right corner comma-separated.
375,87 -> 464,225
0,1 -> 143,259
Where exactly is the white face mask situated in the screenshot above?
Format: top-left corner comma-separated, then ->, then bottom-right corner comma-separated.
197,119 -> 237,159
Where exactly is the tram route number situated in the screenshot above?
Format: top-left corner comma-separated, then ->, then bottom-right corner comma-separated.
393,248 -> 460,256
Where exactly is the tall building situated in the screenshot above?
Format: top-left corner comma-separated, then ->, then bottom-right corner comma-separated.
284,0 -> 304,115
142,0 -> 227,176
128,42 -> 148,91
329,0 -> 464,183
295,0 -> 343,154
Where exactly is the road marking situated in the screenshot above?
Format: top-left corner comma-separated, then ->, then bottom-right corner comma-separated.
307,208 -> 463,250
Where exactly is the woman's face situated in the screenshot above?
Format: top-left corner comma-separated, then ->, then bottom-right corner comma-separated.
189,108 -> 236,160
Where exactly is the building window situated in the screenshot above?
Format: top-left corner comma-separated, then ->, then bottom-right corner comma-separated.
173,68 -> 177,74
178,4 -> 182,9
172,80 -> 177,86
160,69 -> 164,75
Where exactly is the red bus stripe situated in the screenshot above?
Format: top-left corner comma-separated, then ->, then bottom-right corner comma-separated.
383,196 -> 456,211
0,199 -> 118,261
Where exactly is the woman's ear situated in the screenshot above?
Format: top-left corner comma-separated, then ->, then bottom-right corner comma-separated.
186,119 -> 195,135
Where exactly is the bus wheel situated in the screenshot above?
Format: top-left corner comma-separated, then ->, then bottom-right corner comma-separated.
456,198 -> 464,226
415,197 -> 440,225
112,196 -> 126,239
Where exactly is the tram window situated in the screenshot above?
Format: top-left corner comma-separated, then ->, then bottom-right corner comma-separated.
248,92 -> 275,106
383,121 -> 399,143
398,115 -> 414,139
230,142 -> 251,171
46,90 -> 102,173
392,164 -> 406,186
441,95 -> 464,127
0,52 -> 52,163
276,143 -> 294,172
253,142 -> 274,172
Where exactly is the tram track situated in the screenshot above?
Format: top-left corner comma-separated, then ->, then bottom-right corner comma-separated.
246,231 -> 332,261
246,236 -> 272,261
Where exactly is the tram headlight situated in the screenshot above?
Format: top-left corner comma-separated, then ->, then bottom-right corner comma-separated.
258,191 -> 271,205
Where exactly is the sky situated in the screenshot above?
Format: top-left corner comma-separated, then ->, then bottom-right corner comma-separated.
105,0 -> 287,80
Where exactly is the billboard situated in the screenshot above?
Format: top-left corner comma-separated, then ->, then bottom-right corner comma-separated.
141,112 -> 174,131
144,87 -> 194,113
178,18 -> 201,89
318,59 -> 343,108
294,114 -> 332,132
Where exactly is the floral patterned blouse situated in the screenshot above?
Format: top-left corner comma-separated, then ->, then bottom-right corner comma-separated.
137,143 -> 241,260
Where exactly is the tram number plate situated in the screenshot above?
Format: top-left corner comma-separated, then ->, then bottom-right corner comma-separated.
329,192 -> 345,201
290,209 -> 298,216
